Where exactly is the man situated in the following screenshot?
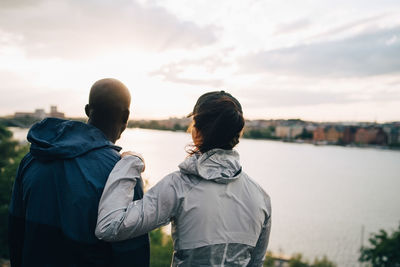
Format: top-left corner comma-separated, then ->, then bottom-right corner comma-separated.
8,78 -> 149,266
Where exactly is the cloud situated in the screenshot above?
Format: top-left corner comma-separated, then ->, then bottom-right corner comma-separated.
150,75 -> 223,87
149,54 -> 230,87
0,70 -> 63,115
309,14 -> 388,40
240,26 -> 400,77
237,85 -> 400,109
0,0 -> 218,58
274,19 -> 311,35
369,88 -> 400,102
237,89 -> 354,108
0,0 -> 42,9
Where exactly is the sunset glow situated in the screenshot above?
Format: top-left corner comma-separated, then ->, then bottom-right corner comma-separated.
0,0 -> 399,122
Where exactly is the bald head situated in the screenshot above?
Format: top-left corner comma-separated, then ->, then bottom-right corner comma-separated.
89,78 -> 131,110
85,78 -> 131,143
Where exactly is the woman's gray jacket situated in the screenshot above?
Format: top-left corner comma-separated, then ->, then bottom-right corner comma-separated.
95,149 -> 271,266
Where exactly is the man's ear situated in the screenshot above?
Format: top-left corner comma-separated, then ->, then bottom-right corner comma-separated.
122,109 -> 130,124
85,104 -> 90,118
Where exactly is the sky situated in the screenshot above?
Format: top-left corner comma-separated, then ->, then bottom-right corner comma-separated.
0,0 -> 399,122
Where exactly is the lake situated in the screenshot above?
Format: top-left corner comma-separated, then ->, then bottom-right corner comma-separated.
11,127 -> 400,266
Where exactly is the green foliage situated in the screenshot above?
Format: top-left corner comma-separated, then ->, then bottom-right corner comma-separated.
128,120 -> 188,132
0,124 -> 29,258
128,120 -> 169,131
289,254 -> 309,267
296,128 -> 313,140
312,256 -> 336,267
172,123 -> 187,132
288,254 -> 336,267
263,252 -> 275,267
243,127 -> 278,140
0,117 -> 40,128
359,223 -> 400,266
149,228 -> 173,267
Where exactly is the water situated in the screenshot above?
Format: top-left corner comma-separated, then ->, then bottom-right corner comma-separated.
11,127 -> 400,266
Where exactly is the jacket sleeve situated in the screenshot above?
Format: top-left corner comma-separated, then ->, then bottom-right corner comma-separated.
247,215 -> 272,266
8,158 -> 28,267
95,155 -> 179,242
109,176 -> 150,267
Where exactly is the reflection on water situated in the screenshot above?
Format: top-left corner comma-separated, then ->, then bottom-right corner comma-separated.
11,127 -> 400,266
9,127 -> 30,143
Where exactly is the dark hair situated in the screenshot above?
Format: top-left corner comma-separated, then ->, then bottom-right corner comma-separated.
189,91 -> 245,154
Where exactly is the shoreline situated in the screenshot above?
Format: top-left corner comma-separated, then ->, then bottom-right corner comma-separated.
7,125 -> 400,151
125,126 -> 400,151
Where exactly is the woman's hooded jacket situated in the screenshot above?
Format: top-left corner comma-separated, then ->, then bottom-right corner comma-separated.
96,148 -> 271,266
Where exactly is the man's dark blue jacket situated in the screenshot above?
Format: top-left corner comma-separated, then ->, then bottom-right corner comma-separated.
8,118 -> 149,266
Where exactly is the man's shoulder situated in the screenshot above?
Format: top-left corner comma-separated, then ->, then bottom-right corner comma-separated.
80,146 -> 121,168
22,146 -> 121,183
88,145 -> 121,157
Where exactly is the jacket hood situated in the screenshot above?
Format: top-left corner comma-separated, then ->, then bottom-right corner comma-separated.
178,148 -> 242,184
28,118 -> 121,161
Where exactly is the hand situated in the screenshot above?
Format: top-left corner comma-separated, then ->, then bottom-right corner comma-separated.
121,151 -> 145,172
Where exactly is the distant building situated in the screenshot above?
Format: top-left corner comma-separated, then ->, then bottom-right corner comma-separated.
342,126 -> 358,144
275,126 -> 291,139
354,127 -> 388,145
325,126 -> 343,143
14,106 -> 65,120
48,106 -> 65,119
369,128 -> 388,145
290,126 -> 304,139
255,120 -> 277,128
313,127 -> 326,142
312,126 -> 344,143
305,124 -> 317,132
34,109 -> 46,119
354,128 -> 369,144
275,125 -> 304,139
397,130 -> 400,144
157,117 -> 190,129
383,126 -> 400,145
14,112 -> 35,118
14,109 -> 46,120
246,119 -> 281,129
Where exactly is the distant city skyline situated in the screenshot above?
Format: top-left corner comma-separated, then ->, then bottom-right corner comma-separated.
0,0 -> 399,122
7,105 -> 400,124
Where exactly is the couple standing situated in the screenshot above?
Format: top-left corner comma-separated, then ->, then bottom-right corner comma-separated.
8,78 -> 271,267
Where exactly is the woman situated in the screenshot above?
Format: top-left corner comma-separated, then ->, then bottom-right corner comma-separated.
95,91 -> 271,266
